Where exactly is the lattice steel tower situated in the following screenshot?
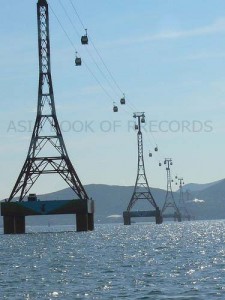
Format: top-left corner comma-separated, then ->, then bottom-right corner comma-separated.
177,178 -> 190,221
123,113 -> 162,224
162,159 -> 181,221
8,0 -> 88,202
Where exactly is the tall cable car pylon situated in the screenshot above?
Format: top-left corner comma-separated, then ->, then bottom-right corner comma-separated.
8,0 -> 88,202
123,113 -> 162,225
161,159 -> 181,221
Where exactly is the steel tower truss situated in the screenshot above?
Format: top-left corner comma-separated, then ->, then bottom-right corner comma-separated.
162,158 -> 181,220
8,0 -> 88,202
178,178 -> 190,220
126,113 -> 158,211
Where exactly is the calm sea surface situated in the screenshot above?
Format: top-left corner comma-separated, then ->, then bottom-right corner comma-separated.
0,221 -> 225,299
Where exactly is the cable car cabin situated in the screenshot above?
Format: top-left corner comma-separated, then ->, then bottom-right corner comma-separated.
81,35 -> 88,45
170,162 -> 173,165
154,146 -> 158,152
159,162 -> 162,166
75,57 -> 82,66
141,116 -> 145,123
149,152 -> 152,157
81,29 -> 88,45
135,124 -> 138,130
120,97 -> 125,105
28,193 -> 37,202
113,105 -> 118,112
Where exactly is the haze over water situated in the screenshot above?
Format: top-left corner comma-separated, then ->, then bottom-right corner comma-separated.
0,221 -> 225,299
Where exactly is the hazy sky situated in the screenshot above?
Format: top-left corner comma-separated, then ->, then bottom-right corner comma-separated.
1,0 -> 225,198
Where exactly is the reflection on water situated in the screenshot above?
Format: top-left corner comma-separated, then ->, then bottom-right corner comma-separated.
0,221 -> 225,299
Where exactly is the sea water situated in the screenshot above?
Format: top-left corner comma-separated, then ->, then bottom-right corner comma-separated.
0,220 -> 225,299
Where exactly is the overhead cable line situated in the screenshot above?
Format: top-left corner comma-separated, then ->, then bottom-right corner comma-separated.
51,1 -> 185,186
68,0 -> 138,112
52,1 -> 175,163
49,3 -> 116,104
58,0 -> 121,101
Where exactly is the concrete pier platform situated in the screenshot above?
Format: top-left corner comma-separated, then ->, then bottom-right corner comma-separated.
1,199 -> 94,234
123,209 -> 163,225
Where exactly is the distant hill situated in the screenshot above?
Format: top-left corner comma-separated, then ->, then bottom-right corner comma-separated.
183,179 -> 224,192
190,179 -> 225,219
28,184 -> 167,225
1,180 -> 225,226
0,185 -> 166,226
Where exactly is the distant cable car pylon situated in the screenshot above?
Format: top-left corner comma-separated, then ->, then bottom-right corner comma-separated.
161,159 -> 181,222
177,177 -> 191,221
123,112 -> 163,225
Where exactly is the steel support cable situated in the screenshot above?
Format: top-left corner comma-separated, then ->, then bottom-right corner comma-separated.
141,114 -> 180,173
68,0 -> 138,112
142,128 -> 182,182
49,5 -> 76,52
144,134 -> 182,183
142,131 -> 163,167
58,0 -> 122,102
69,0 -> 124,95
68,0 -> 163,143
51,2 -> 162,147
50,2 -> 137,116
154,145 -> 181,180
57,1 -> 135,113
49,4 -> 116,104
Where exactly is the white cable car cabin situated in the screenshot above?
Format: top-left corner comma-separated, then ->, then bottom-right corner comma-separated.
81,29 -> 88,45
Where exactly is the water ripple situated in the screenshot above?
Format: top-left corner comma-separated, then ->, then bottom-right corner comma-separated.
1,221 -> 225,299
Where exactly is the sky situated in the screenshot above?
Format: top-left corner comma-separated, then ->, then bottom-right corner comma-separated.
1,0 -> 225,198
